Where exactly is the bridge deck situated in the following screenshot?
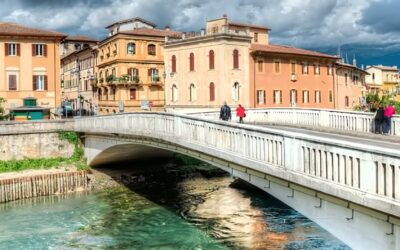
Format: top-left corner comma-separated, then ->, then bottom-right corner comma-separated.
259,124 -> 400,150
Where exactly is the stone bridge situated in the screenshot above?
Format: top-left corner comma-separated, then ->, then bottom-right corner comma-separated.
74,111 -> 400,250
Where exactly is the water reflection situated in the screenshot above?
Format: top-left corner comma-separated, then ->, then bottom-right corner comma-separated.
0,159 -> 349,249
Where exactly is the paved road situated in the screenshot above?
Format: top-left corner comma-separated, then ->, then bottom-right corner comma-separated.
257,123 -> 400,151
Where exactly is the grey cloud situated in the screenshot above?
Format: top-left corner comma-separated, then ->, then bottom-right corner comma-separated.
360,0 -> 400,34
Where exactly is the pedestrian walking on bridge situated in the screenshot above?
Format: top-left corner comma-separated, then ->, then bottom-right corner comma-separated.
383,103 -> 396,135
219,101 -> 231,121
236,104 -> 246,123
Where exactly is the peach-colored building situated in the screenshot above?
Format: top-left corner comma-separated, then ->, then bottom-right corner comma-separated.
96,18 -> 181,114
335,62 -> 368,110
365,65 -> 400,94
0,22 -> 66,113
165,16 -> 271,112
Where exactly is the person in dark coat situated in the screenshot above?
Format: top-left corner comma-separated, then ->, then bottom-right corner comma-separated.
374,105 -> 384,134
219,101 -> 231,121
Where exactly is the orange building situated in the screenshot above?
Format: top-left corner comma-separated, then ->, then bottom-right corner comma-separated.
96,18 -> 181,114
250,44 -> 338,108
0,22 -> 66,113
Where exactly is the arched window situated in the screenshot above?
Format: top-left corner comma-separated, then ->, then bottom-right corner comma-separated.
345,96 -> 349,107
233,49 -> 239,69
189,53 -> 195,71
148,44 -> 156,55
209,50 -> 215,70
189,83 -> 196,102
112,68 -> 116,77
127,43 -> 135,54
209,82 -> 215,101
130,88 -> 137,100
290,89 -> 297,106
232,82 -> 239,101
171,55 -> 177,73
172,84 -> 178,102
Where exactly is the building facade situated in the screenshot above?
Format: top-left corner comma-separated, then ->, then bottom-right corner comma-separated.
96,18 -> 181,114
335,62 -> 368,110
0,22 -> 66,114
164,16 -> 259,111
165,15 -> 339,111
250,45 -> 337,109
365,65 -> 399,94
61,46 -> 98,115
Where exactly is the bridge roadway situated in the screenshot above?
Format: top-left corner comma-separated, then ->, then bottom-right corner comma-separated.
261,124 -> 400,151
76,112 -> 400,250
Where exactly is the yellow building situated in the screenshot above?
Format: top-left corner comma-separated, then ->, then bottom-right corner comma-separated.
0,22 -> 66,113
365,65 -> 400,94
96,18 -> 181,114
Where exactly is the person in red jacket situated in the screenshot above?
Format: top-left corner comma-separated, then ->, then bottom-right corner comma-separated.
236,104 -> 246,123
383,103 -> 396,134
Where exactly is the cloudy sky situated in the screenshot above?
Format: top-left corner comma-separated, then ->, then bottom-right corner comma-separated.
1,0 -> 399,66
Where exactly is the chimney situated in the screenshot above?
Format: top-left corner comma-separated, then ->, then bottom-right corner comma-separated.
165,25 -> 170,31
223,14 -> 228,18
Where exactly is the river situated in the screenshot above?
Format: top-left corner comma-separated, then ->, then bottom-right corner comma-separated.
0,156 -> 350,249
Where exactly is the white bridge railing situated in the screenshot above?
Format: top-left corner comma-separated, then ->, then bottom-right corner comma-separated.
194,108 -> 400,136
75,112 -> 400,218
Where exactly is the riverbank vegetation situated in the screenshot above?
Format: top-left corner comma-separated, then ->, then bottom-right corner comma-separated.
0,97 -> 8,121
0,131 -> 89,173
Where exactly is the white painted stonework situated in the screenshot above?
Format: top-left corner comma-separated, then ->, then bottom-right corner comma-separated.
75,112 -> 400,250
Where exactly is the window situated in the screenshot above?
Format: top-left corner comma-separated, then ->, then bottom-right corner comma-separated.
233,49 -> 239,69
171,55 -> 177,73
33,75 -> 47,91
372,73 -> 375,80
302,63 -> 308,75
302,90 -> 309,103
148,68 -> 159,82
257,90 -> 265,104
111,87 -> 116,101
258,61 -> 263,72
345,73 -> 348,85
127,43 -> 136,54
274,61 -> 280,73
148,44 -> 156,55
254,33 -> 258,42
209,50 -> 215,70
128,68 -> 139,81
314,64 -> 320,75
8,75 -> 17,90
232,82 -> 239,101
345,96 -> 349,107
209,82 -> 215,101
130,88 -> 137,100
189,83 -> 196,102
315,91 -> 321,103
33,44 -> 46,56
273,90 -> 282,104
329,90 -> 333,102
189,53 -> 195,71
290,89 -> 297,105
328,64 -> 333,75
5,43 -> 19,56
98,89 -> 102,101
291,62 -> 296,74
172,85 -> 178,102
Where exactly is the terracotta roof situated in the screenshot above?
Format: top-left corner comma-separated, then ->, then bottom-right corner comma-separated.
336,62 -> 370,75
105,17 -> 156,29
229,22 -> 270,31
119,28 -> 182,38
368,65 -> 399,71
0,22 -> 66,38
251,44 -> 337,59
64,35 -> 98,43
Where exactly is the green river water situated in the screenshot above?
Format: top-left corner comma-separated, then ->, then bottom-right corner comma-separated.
0,159 -> 349,249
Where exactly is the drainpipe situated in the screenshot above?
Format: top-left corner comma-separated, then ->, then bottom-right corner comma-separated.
252,53 -> 257,108
333,63 -> 337,109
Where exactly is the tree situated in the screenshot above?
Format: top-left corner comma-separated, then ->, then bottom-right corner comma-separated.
0,97 -> 8,121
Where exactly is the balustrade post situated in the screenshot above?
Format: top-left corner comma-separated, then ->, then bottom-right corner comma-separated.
319,110 -> 330,128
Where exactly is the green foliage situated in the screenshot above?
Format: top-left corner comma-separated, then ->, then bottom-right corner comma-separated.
173,153 -> 203,166
0,97 -> 8,121
0,131 -> 90,173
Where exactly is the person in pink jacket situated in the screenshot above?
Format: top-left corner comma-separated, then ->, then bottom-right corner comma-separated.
383,103 -> 396,134
236,104 -> 246,123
